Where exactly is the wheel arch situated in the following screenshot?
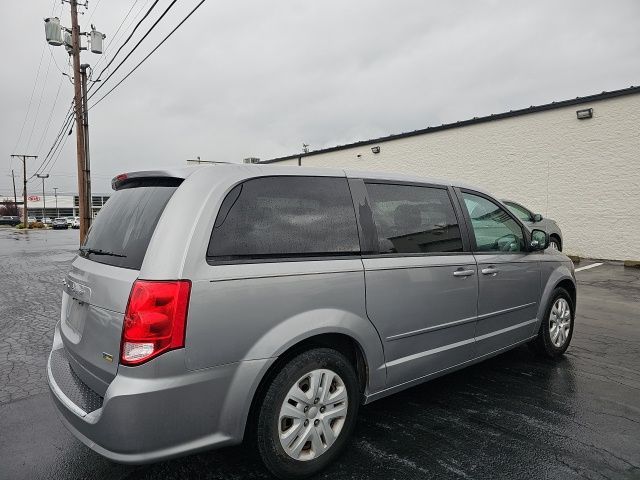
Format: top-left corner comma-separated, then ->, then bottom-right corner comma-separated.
555,278 -> 577,310
216,308 -> 386,444
549,233 -> 563,251
242,331 -> 373,441
535,265 -> 577,332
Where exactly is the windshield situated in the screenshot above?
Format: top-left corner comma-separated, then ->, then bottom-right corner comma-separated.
79,179 -> 180,269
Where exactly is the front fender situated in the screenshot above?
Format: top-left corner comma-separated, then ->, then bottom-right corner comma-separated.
533,261 -> 576,335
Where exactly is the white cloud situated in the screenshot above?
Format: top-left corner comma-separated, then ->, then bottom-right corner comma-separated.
1,0 -> 639,195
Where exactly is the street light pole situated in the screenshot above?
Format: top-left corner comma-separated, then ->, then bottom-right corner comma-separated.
37,173 -> 50,221
53,187 -> 59,218
11,170 -> 18,214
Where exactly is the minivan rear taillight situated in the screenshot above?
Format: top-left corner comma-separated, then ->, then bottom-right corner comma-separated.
120,280 -> 191,366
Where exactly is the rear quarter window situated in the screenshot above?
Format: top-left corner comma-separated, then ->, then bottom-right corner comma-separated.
80,179 -> 180,270
208,176 -> 360,262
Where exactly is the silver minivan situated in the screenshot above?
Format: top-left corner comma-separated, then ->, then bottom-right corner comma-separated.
48,164 -> 576,479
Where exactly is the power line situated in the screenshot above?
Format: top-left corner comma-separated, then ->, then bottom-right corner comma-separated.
87,0 -> 103,22
48,44 -> 69,76
10,0 -> 63,179
92,0 -> 147,72
90,0 -> 207,109
43,172 -> 113,179
88,0 -> 161,92
39,105 -> 74,168
32,104 -> 74,178
88,0 -> 179,101
40,109 -> 73,173
92,0 -> 143,70
12,46 -> 46,154
44,124 -> 74,176
10,0 -> 64,173
25,52 -> 54,152
39,111 -> 75,176
35,75 -> 65,154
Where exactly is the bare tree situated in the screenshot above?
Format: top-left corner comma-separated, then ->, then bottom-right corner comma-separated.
0,203 -> 19,216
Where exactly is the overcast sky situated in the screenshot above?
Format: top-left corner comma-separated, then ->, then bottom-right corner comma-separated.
1,0 -> 639,196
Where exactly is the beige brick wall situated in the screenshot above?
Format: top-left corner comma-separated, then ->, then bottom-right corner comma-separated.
270,94 -> 640,260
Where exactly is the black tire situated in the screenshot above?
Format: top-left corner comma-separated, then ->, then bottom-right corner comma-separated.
530,287 -> 574,358
255,348 -> 359,480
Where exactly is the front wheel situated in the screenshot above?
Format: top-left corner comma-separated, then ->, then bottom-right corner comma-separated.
255,348 -> 359,479
530,287 -> 574,358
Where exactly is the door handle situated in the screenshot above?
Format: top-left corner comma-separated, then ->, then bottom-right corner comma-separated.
453,269 -> 475,277
481,266 -> 499,276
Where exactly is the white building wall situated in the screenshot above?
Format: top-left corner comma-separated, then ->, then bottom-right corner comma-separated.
269,158 -> 300,166
273,94 -> 640,260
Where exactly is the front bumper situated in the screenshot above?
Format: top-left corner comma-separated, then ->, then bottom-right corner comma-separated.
47,323 -> 272,464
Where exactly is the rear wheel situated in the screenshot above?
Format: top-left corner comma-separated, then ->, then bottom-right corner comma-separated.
530,287 -> 574,358
255,348 -> 359,479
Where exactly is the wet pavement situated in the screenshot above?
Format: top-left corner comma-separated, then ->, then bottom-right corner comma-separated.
0,228 -> 79,405
0,226 -> 639,480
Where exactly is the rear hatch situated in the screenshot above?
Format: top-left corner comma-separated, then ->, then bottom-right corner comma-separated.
59,177 -> 181,396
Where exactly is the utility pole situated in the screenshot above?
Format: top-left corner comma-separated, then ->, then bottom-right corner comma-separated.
37,173 -> 50,220
80,64 -> 92,225
69,0 -> 89,243
53,187 -> 59,217
45,5 -> 105,243
11,170 -> 18,213
10,155 -> 38,227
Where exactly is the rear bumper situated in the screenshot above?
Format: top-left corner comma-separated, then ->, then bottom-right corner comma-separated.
47,323 -> 273,464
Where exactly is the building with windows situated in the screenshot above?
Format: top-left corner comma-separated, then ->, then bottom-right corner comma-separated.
261,86 -> 640,261
0,193 -> 111,219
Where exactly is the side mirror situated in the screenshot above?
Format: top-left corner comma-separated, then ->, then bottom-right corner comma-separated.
529,229 -> 549,251
532,213 -> 543,222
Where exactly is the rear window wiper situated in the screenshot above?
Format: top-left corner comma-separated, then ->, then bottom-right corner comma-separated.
79,247 -> 127,258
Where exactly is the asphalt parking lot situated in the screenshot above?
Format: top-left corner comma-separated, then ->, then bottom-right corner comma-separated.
0,227 -> 638,480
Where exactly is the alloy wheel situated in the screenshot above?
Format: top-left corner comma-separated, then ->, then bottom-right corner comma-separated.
549,297 -> 571,347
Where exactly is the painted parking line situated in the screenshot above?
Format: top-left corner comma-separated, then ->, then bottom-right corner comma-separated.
575,262 -> 604,272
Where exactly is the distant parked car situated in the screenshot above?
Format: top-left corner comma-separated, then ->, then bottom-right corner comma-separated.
52,218 -> 69,229
28,217 -> 36,224
0,216 -> 21,226
502,200 -> 563,251
65,217 -> 75,226
71,217 -> 80,229
41,217 -> 53,225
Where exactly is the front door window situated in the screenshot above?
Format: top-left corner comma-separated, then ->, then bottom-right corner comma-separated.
462,193 -> 524,252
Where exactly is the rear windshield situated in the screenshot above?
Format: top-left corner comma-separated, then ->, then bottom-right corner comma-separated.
79,179 -> 180,270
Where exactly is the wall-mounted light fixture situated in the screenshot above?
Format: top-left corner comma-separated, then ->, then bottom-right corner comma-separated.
371,146 -> 381,154
576,108 -> 593,120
